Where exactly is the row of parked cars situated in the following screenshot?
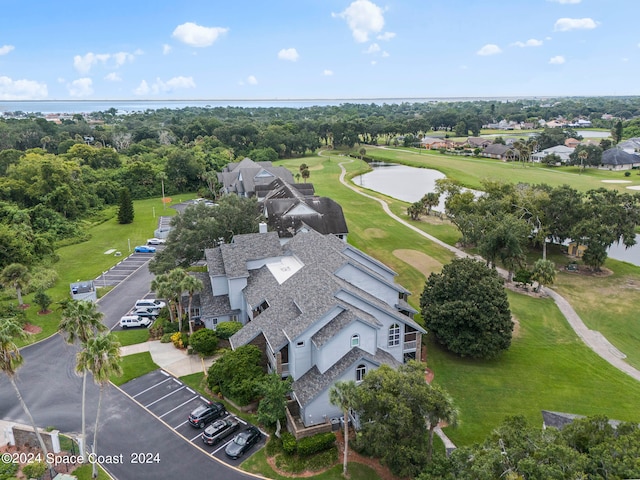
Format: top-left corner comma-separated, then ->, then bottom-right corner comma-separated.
188,401 -> 261,459
119,299 -> 166,329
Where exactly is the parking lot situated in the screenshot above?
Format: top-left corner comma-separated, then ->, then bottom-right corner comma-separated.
119,370 -> 266,465
95,250 -> 158,288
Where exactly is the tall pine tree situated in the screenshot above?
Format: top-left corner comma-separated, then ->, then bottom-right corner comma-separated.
117,187 -> 134,224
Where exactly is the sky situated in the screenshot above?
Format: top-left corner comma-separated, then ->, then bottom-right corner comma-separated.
0,0 -> 638,100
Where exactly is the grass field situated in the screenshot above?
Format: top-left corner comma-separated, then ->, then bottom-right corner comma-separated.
276,151 -> 640,446
110,351 -> 159,386
112,328 -> 149,347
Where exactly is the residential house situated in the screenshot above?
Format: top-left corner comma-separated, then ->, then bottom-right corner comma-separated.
564,138 -> 580,148
262,181 -> 349,241
466,137 -> 493,148
420,137 -> 447,150
618,138 -> 640,155
531,145 -> 575,164
217,158 -> 295,197
199,228 -> 424,433
600,148 -> 640,170
482,143 -> 514,160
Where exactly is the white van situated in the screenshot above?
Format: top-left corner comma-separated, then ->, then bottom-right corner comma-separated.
120,315 -> 152,329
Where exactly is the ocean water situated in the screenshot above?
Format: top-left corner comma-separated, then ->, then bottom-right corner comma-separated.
0,96 -> 546,114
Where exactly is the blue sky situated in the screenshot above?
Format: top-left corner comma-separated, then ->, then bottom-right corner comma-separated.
0,0 -> 637,100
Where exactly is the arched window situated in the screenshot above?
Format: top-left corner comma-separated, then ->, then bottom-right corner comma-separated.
388,323 -> 400,347
351,334 -> 360,348
356,364 -> 366,382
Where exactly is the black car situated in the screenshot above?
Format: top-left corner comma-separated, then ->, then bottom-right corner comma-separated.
188,401 -> 226,428
224,426 -> 261,459
132,308 -> 159,319
201,417 -> 239,445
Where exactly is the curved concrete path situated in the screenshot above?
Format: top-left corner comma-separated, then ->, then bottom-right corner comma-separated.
333,156 -> 640,383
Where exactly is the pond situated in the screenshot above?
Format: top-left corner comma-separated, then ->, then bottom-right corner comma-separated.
353,163 -> 640,266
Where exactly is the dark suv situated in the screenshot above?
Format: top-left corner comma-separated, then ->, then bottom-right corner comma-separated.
188,401 -> 226,428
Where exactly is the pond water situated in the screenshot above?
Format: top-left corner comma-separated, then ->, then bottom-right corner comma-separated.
577,130 -> 611,138
353,163 -> 640,266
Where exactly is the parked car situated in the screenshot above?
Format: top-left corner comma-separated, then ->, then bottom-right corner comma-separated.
224,426 -> 261,459
131,308 -> 159,319
147,238 -> 166,245
201,418 -> 239,445
134,245 -> 156,253
188,401 -> 227,428
134,299 -> 166,310
119,315 -> 152,329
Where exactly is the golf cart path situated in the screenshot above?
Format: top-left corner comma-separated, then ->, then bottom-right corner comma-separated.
334,156 -> 640,383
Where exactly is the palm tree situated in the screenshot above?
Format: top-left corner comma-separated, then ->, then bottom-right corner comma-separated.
424,384 -> 458,462
181,274 -> 203,335
76,332 -> 122,479
329,380 -> 357,477
58,300 -> 107,461
1,263 -> 31,307
151,274 -> 176,324
167,268 -> 190,332
0,317 -> 55,475
531,259 -> 557,292
578,149 -> 589,173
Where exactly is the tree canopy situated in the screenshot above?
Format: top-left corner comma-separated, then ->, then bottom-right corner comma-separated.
420,258 -> 513,359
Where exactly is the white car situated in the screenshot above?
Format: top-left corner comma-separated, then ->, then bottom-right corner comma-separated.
147,238 -> 166,245
135,299 -> 166,310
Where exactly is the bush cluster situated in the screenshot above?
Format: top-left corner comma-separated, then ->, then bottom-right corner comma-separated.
281,431 -> 297,455
189,328 -> 218,356
170,331 -> 188,348
214,321 -> 243,340
297,432 -> 336,457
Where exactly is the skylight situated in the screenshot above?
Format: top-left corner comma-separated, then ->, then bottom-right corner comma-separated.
266,255 -> 304,284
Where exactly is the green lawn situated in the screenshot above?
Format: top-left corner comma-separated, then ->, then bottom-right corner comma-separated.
276,152 -> 640,447
112,328 -> 149,347
111,352 -> 159,386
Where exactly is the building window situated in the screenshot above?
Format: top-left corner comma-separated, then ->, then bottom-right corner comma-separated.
356,364 -> 366,382
388,323 -> 400,347
351,334 -> 360,348
296,340 -> 305,348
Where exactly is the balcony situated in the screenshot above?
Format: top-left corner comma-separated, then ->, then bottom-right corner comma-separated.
403,340 -> 417,351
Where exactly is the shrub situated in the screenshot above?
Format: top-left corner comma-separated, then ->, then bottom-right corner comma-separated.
0,459 -> 18,479
189,328 -> 218,356
160,333 -> 173,343
215,321 -> 243,340
207,345 -> 265,405
171,331 -> 184,348
625,170 -> 631,177
22,461 -> 47,479
297,432 -> 336,457
281,431 -> 297,455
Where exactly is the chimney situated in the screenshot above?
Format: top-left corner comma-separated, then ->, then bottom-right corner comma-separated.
259,222 -> 268,234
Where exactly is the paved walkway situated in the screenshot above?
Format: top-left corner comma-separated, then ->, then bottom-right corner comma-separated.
334,156 -> 640,383
120,340 -> 214,378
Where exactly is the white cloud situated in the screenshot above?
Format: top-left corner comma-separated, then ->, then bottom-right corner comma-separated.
133,76 -> 196,95
333,0 -> 385,43
73,51 -> 137,74
548,0 -> 581,3
0,45 -> 15,56
247,75 -> 258,85
512,38 -> 543,47
554,17 -> 598,31
68,78 -> 93,97
278,48 -> 299,61
0,76 -> 48,100
549,55 -> 566,64
172,22 -> 228,47
163,44 -> 172,55
365,43 -> 380,54
377,32 -> 395,41
323,69 -> 334,76
477,44 -> 502,56
105,72 -> 121,82
371,60 -> 377,65
382,51 -> 389,57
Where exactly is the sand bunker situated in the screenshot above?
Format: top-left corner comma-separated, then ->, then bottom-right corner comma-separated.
393,249 -> 443,277
626,185 -> 640,190
601,180 -> 632,183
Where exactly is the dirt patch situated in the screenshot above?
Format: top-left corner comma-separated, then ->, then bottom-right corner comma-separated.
563,264 -> 613,277
37,309 -> 52,315
393,249 -> 443,276
363,228 -> 388,239
512,317 -> 521,338
23,323 -> 42,335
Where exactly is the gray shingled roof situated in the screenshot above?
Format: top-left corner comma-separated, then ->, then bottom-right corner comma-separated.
192,272 -> 239,318
217,158 -> 295,196
541,410 -> 622,430
219,232 -> 282,278
311,309 -> 381,347
601,148 -> 640,166
265,196 -> 349,238
292,348 -> 401,407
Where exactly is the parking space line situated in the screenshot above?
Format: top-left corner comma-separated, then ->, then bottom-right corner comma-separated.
159,395 -> 200,418
190,432 -> 203,442
132,377 -> 172,398
173,419 -> 189,429
145,385 -> 186,407
186,387 -> 195,394
160,370 -> 170,376
211,439 -> 234,455
236,418 -> 247,425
